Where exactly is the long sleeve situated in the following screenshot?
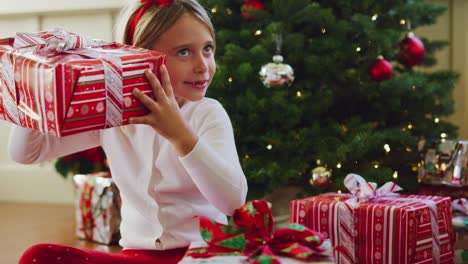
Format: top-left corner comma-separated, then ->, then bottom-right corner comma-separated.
179,100 -> 248,215
8,125 -> 100,164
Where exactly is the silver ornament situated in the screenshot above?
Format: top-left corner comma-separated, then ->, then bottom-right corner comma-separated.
259,54 -> 295,88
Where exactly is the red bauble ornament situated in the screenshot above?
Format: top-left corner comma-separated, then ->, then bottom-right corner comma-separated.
370,56 -> 393,81
241,0 -> 264,20
398,32 -> 425,67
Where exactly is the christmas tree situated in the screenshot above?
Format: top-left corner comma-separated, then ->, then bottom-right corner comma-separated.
198,0 -> 459,198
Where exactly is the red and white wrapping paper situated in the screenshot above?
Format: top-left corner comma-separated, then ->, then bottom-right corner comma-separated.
73,172 -> 121,245
0,28 -> 165,136
290,174 -> 454,264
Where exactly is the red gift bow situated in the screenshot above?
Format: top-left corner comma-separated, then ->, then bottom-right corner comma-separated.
186,200 -> 332,263
344,173 -> 402,202
453,198 -> 468,215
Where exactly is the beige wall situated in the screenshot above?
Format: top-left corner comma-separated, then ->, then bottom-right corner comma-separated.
0,0 -> 465,203
0,0 -> 124,204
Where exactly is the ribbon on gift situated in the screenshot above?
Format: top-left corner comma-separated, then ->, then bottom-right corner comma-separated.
453,198 -> 468,215
1,28 -> 124,130
186,200 -> 332,263
344,173 -> 403,203
336,174 -> 441,264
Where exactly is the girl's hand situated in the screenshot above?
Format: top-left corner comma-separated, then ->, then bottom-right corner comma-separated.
129,65 -> 197,156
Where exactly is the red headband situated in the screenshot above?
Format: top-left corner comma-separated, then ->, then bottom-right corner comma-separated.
126,0 -> 173,45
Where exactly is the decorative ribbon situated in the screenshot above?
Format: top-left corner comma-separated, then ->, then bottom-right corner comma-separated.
126,0 -> 174,45
4,28 -> 123,129
186,200 -> 332,263
336,174 -> 441,264
344,173 -> 403,203
453,198 -> 468,215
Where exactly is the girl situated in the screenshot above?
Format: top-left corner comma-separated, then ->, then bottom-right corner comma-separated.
9,0 -> 248,263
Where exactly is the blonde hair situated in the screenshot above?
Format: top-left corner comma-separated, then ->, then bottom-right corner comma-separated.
116,0 -> 215,49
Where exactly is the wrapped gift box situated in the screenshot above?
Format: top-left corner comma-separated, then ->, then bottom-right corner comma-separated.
0,28 -> 165,137
290,175 -> 455,264
182,200 -> 334,264
73,172 -> 121,245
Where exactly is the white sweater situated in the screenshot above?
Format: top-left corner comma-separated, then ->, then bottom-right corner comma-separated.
8,97 -> 248,250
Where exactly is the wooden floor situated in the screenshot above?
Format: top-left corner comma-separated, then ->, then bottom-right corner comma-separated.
0,202 -> 121,264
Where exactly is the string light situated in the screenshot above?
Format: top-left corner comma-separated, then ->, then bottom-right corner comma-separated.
321,27 -> 326,34
244,154 -> 250,159
226,8 -> 233,15
316,159 -> 321,165
356,47 -> 361,52
441,133 -> 447,138
434,117 -> 440,123
228,77 -> 233,82
374,163 -> 379,169
441,163 -> 447,171
336,163 -> 342,169
267,144 -> 273,150
296,91 -> 302,97
400,19 -> 406,25
406,147 -> 412,152
384,144 -> 391,153
337,190 -> 342,194
211,7 -> 217,13
393,171 -> 398,179
254,30 -> 262,36
411,85 -> 416,90
407,124 -> 413,130
371,14 -> 378,21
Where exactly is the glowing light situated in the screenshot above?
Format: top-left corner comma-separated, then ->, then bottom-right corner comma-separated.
400,19 -> 406,25
267,144 -> 272,150
384,144 -> 391,153
393,171 -> 398,179
372,14 -> 378,21
254,30 -> 262,36
434,117 -> 440,123
296,91 -> 302,97
336,163 -> 342,169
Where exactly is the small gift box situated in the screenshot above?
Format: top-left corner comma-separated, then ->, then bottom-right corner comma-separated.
0,28 -> 165,137
180,200 -> 333,264
73,172 -> 121,245
290,174 -> 455,264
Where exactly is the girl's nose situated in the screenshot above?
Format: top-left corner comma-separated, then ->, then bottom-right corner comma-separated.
193,54 -> 208,73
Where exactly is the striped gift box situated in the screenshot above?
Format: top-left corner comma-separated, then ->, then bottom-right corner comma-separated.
0,31 -> 165,137
290,194 -> 454,264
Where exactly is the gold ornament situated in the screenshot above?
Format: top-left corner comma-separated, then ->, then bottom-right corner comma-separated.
309,166 -> 332,187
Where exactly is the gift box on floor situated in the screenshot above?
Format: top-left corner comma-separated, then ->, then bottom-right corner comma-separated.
290,174 -> 455,264
73,172 -> 121,245
0,28 -> 165,137
180,200 -> 334,264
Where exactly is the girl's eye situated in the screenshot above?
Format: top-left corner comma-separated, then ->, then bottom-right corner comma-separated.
203,45 -> 214,53
178,49 -> 190,56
